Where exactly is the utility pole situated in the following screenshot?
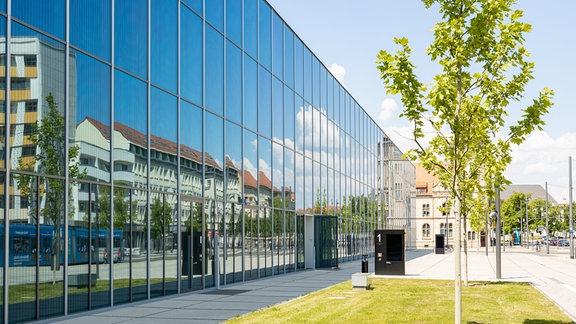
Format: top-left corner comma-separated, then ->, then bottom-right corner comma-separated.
495,188 -> 501,279
570,157 -> 574,259
546,182 -> 549,255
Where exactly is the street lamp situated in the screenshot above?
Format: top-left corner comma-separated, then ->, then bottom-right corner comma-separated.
490,211 -> 501,279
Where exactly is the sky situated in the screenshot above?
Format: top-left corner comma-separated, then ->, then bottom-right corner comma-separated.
267,0 -> 576,203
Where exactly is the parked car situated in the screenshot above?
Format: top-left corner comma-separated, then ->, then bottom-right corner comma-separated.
123,247 -> 141,257
558,239 -> 570,247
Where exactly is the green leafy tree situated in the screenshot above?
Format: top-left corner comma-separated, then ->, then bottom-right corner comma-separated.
95,185 -> 135,230
151,196 -> 173,252
376,1 -> 553,322
16,93 -> 85,274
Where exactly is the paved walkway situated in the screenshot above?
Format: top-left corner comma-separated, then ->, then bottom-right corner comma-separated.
44,246 -> 576,323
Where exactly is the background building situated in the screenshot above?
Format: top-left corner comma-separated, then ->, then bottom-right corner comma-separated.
415,164 -> 479,249
0,1 -> 414,323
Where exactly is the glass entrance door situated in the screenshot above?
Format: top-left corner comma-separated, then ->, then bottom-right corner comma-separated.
179,196 -> 203,292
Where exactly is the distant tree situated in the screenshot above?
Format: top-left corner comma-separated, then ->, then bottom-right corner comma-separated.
376,1 -> 553,322
151,196 -> 173,252
95,185 -> 135,230
16,93 -> 85,275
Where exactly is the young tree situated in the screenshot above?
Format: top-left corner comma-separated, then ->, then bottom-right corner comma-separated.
17,93 -> 85,274
376,1 -> 553,322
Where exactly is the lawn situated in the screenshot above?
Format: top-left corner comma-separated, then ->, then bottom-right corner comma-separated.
227,278 -> 573,323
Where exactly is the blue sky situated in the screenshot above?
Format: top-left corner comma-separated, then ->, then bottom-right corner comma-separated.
268,0 -> 576,202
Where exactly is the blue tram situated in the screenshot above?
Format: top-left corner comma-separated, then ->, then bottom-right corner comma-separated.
0,224 -> 123,266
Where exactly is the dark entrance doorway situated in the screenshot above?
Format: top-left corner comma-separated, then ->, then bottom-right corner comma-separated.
314,215 -> 338,269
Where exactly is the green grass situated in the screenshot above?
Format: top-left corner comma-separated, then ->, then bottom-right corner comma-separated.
227,279 -> 574,324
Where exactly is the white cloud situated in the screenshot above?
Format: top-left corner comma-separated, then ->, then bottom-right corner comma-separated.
378,98 -> 400,123
505,131 -> 576,202
328,63 -> 346,84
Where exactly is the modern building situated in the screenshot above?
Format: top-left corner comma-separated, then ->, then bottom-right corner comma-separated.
0,1 -> 415,323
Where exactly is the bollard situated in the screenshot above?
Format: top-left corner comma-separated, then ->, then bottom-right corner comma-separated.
361,254 -> 368,273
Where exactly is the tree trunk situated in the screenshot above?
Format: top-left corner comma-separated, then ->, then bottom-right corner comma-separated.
463,215 -> 468,286
454,196 -> 462,324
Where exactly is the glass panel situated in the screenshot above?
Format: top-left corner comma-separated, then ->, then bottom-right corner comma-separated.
243,54 -> 257,131
260,205 -> 272,277
205,0 -> 224,32
321,67 -> 327,112
13,0 -> 65,40
226,0 -> 241,45
258,67 -> 271,138
114,0 -> 147,79
284,86 -> 294,150
312,57 -> 319,109
74,52 -> 111,184
0,16 -> 3,174
10,24 -> 67,177
182,0 -> 202,15
272,13 -> 283,80
286,210 -> 295,272
131,188 -> 148,302
294,38 -> 303,97
313,108 -> 320,162
304,157 -> 312,212
204,199 -> 218,288
205,25 -> 224,116
9,175 -> 65,321
226,41 -> 242,124
295,96 -> 304,154
205,112 -> 224,200
151,88 -> 177,145
303,48 -> 312,104
151,0 -> 177,92
243,130 -> 258,280
180,101 -> 203,198
283,26 -> 294,88
296,213 -> 304,269
224,201 -> 243,283
150,192 -> 178,298
243,0 -> 257,58
180,6 -> 203,106
180,199 -> 203,292
284,148 -> 294,210
225,121 -> 242,202
294,152 -> 303,211
258,0 -> 271,69
327,76 -> 334,121
272,77 -> 283,143
225,122 -> 242,283
71,0 -> 111,61
113,69 -> 147,186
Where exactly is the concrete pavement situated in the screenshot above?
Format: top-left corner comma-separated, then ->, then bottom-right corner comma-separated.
42,246 -> 576,323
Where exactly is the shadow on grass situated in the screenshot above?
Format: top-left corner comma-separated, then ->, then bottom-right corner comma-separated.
523,320 -> 575,324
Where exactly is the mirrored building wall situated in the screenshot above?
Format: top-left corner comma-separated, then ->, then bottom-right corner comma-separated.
0,0 -> 414,322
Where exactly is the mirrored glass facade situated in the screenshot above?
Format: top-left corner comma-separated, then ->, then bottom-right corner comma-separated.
0,1 -> 414,322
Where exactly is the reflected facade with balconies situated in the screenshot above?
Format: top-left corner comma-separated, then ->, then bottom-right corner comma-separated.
0,1 -> 414,322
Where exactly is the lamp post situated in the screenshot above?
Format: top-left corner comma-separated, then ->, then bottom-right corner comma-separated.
491,211 -> 501,279
546,182 -> 550,254
569,156 -> 574,259
519,199 -> 524,246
